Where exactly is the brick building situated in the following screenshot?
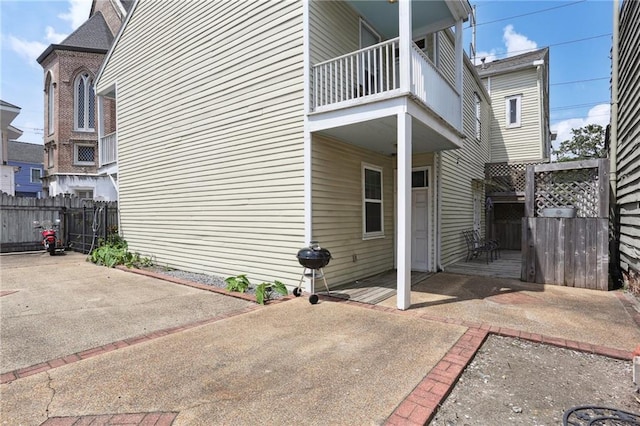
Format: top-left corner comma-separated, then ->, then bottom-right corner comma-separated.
37,0 -> 132,201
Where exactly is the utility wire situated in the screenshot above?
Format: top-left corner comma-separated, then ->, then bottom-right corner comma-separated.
466,0 -> 587,28
478,33 -> 612,60
551,101 -> 610,111
551,77 -> 609,86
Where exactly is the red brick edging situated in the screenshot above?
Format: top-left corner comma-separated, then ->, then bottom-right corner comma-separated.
41,411 -> 178,426
0,305 -> 261,385
317,295 -> 634,426
386,327 -> 489,426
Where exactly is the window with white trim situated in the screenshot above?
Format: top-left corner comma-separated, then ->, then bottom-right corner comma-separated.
75,189 -> 93,200
47,145 -> 54,168
74,143 -> 95,165
412,169 -> 429,188
414,33 -> 438,65
30,168 -> 42,183
47,77 -> 55,135
74,72 -> 95,131
475,92 -> 482,140
505,94 -> 522,128
362,164 -> 384,238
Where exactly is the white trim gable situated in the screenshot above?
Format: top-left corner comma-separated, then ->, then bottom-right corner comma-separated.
95,0 -> 139,88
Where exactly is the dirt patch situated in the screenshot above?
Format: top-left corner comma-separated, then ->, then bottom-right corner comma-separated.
431,335 -> 640,425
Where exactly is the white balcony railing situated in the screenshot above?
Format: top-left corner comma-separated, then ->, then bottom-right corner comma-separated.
99,131 -> 117,167
409,43 -> 461,130
312,38 -> 400,111
311,39 -> 461,130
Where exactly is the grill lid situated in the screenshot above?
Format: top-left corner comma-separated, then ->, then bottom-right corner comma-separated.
296,241 -> 331,269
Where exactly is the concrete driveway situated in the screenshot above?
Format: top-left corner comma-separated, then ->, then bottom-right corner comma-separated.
1,252 -> 638,425
380,272 -> 640,352
1,252 -> 253,372
0,252 -> 467,425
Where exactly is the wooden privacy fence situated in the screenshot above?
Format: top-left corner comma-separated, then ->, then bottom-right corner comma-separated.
521,159 -> 610,290
0,193 -> 118,254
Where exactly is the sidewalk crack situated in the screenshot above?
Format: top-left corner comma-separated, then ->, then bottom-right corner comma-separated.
44,371 -> 55,419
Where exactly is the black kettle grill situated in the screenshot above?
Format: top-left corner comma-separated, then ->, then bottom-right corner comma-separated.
294,241 -> 331,304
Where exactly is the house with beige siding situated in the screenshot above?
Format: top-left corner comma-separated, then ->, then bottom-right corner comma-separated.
476,48 -> 551,249
95,0 -> 504,309
611,0 -> 640,290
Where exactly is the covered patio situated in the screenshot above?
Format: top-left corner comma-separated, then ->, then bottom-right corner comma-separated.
327,251 -> 521,304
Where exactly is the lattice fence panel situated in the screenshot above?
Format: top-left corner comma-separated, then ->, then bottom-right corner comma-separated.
534,167 -> 599,217
485,162 -> 539,193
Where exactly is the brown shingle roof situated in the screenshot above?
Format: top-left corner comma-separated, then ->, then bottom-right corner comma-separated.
37,12 -> 112,63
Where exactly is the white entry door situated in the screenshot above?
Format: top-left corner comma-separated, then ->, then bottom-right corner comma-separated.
411,189 -> 429,271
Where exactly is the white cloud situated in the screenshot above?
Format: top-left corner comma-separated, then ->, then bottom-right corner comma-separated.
6,35 -> 47,66
45,26 -> 67,44
473,25 -> 538,65
503,24 -> 538,57
58,0 -> 92,30
551,103 -> 611,150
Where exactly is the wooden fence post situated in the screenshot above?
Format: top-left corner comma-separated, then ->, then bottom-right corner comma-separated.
525,165 -> 535,218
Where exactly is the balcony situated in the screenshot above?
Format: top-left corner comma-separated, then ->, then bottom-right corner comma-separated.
99,131 -> 117,168
311,39 -> 461,131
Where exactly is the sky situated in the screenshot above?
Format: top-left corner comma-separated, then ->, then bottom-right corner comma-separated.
1,0 -> 614,152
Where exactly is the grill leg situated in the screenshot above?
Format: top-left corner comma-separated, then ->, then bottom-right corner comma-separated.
319,268 -> 330,294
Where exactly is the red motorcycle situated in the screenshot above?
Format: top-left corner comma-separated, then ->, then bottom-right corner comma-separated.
33,219 -> 64,255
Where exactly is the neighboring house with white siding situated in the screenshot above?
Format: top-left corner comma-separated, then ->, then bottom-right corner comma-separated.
95,0 -> 511,309
476,48 -> 551,249
0,100 -> 23,196
612,0 -> 640,291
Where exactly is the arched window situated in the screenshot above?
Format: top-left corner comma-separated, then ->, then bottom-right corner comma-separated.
46,73 -> 55,135
74,72 -> 95,131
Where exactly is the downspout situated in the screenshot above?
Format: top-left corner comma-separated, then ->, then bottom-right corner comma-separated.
108,173 -> 118,196
533,60 -> 544,159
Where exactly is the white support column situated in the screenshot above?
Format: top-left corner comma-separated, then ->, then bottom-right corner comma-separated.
97,95 -> 104,140
398,0 -> 412,93
397,111 -> 412,310
454,19 -> 464,131
96,95 -> 104,167
302,0 -> 314,293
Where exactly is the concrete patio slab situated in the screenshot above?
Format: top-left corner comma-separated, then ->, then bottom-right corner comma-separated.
379,272 -> 640,352
0,252 -> 253,372
1,297 -> 467,425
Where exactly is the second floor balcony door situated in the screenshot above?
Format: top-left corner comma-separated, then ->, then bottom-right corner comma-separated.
359,20 -> 381,96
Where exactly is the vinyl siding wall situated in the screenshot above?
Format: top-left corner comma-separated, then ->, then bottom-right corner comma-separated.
97,1 -> 306,285
309,0 -> 359,65
312,134 -> 395,286
440,54 -> 491,266
485,69 -> 542,162
617,0 -> 640,278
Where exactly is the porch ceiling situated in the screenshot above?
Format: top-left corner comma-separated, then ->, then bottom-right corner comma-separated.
347,0 -> 470,39
316,115 -> 459,156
